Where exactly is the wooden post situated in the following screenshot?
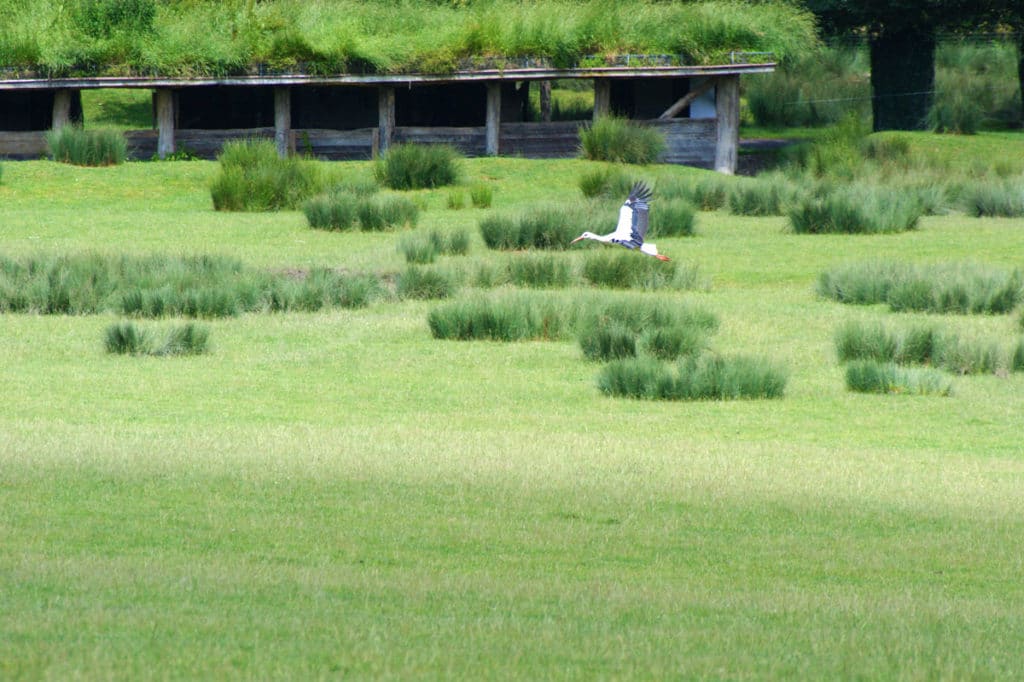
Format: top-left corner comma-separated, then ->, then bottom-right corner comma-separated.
485,82 -> 501,156
51,89 -> 73,130
274,87 -> 294,158
155,89 -> 176,160
593,79 -> 611,121
539,80 -> 552,122
377,86 -> 395,156
714,75 -> 739,175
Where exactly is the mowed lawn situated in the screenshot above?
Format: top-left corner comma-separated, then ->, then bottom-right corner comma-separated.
2,143 -> 1024,679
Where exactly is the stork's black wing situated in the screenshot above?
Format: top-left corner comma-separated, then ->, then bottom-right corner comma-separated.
627,181 -> 652,243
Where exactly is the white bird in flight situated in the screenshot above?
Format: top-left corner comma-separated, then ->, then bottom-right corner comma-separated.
570,181 -> 670,261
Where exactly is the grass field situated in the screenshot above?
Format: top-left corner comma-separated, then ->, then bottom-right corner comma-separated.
2,136 -> 1024,678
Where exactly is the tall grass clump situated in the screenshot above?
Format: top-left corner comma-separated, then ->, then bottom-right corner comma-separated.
789,185 -> 922,234
1012,339 -> 1024,373
578,324 -> 638,361
727,175 -> 796,216
819,261 -> 1024,314
211,139 -> 325,211
507,253 -> 574,288
46,126 -> 127,166
396,266 -> 459,300
479,204 -> 588,250
581,251 -> 702,290
303,192 -> 359,230
427,292 -> 569,341
469,183 -> 493,208
834,320 -> 938,365
105,321 -> 210,357
598,354 -> 787,400
961,179 -> 1024,218
356,194 -> 420,230
375,143 -> 462,190
577,167 -> 643,199
579,116 -> 665,165
649,198 -> 697,237
271,269 -> 384,312
845,361 -> 952,396
660,174 -> 729,211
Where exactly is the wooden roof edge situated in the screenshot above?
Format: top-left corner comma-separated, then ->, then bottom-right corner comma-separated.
0,63 -> 775,90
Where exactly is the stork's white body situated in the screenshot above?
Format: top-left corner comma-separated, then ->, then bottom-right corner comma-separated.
570,182 -> 670,261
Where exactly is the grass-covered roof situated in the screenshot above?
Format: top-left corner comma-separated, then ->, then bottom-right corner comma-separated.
0,0 -> 818,79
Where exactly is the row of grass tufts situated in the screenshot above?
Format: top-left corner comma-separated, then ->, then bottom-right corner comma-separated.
835,319 -> 1022,376
105,321 -> 210,357
844,361 -> 953,396
304,192 -> 420,231
0,253 -> 382,317
597,355 -> 787,400
210,139 -> 328,211
818,261 -> 1024,314
789,185 -> 922,234
46,126 -> 127,166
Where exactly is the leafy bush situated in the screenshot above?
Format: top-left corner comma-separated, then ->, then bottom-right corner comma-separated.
598,354 -> 787,400
46,127 -> 127,166
579,116 -> 665,165
845,361 -> 952,396
396,266 -> 458,300
375,143 -> 462,190
789,185 -> 921,234
211,139 -> 325,211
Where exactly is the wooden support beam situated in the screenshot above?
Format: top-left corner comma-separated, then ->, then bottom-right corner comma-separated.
155,89 -> 176,160
51,89 -> 73,130
539,80 -> 552,122
273,86 -> 294,158
377,86 -> 395,156
593,79 -> 611,121
485,82 -> 501,156
714,75 -> 739,175
659,78 -> 716,120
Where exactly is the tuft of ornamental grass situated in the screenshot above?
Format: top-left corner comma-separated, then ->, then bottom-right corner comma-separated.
507,253 -> 574,288
398,229 -> 470,264
302,192 -> 360,231
577,167 -> 645,200
648,198 -> 697,237
479,204 -> 588,250
396,266 -> 459,300
961,179 -> 1024,218
1012,338 -> 1024,373
446,190 -> 466,210
727,175 -> 796,216
578,116 -> 666,165
272,269 -> 384,312
427,291 -> 570,342
933,334 -> 1005,376
578,323 -> 637,361
356,193 -> 420,230
660,174 -> 730,211
375,143 -> 462,190
0,161 -> 4,185
835,319 -> 938,365
819,261 -> 1024,314
581,250 -> 702,291
105,321 -> 210,357
640,324 -> 709,361
469,183 -> 493,208
845,361 -> 952,396
211,139 -> 326,211
597,354 -> 787,400
789,185 -> 922,234
46,126 -> 127,166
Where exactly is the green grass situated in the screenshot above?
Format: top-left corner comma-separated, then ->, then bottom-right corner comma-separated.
3,138 -> 1024,678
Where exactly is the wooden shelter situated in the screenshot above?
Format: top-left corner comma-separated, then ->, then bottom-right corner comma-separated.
0,62 -> 773,173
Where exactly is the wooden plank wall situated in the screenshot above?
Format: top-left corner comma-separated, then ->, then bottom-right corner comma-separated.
1,119 -> 718,166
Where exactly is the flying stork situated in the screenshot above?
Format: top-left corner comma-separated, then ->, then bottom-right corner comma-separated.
570,181 -> 670,261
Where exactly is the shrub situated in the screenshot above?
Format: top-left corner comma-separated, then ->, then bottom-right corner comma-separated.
961,180 -> 1024,218
598,354 -> 787,400
507,253 -> 574,288
579,116 -> 665,165
845,361 -> 952,396
46,126 -> 127,166
375,143 -> 462,190
789,185 -> 921,234
649,198 -> 696,237
303,192 -> 359,230
469,183 -> 493,208
211,139 -> 325,211
396,266 -> 458,300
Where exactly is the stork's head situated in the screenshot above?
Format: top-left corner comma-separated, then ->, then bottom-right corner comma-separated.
570,231 -> 597,245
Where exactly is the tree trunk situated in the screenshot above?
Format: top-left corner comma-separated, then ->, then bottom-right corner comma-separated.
869,27 -> 936,131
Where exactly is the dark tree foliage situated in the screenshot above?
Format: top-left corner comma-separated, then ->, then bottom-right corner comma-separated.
806,0 -> 1007,130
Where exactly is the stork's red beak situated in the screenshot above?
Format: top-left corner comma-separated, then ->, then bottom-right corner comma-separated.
570,236 -> 584,245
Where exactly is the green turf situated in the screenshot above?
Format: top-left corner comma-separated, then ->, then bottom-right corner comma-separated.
2,136 -> 1024,678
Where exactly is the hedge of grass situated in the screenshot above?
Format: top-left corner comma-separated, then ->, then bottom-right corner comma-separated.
46,126 -> 127,166
597,354 -> 787,400
0,253 -> 382,317
0,1 -> 816,77
818,261 -> 1024,314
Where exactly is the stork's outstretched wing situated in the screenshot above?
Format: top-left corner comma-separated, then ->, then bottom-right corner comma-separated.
628,181 -> 652,243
